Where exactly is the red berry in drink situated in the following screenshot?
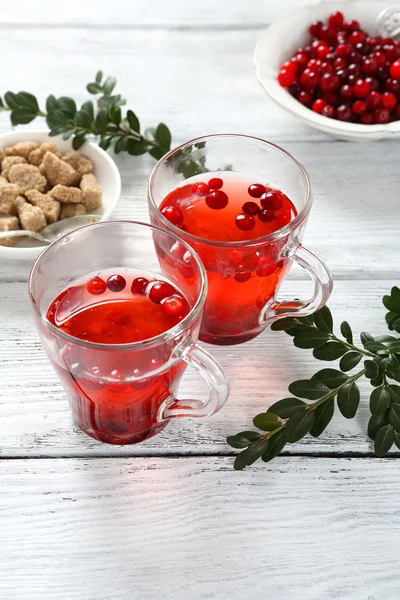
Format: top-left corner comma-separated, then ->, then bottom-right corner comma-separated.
235,213 -> 255,231
312,98 -> 327,113
87,275 -> 107,295
192,182 -> 209,195
352,100 -> 367,115
381,91 -> 397,110
248,183 -> 266,198
149,281 -> 172,303
208,177 -> 223,190
256,264 -> 277,278
276,211 -> 292,229
390,59 -> 400,80
161,205 -> 183,225
179,250 -> 196,279
258,209 -> 275,223
242,201 -> 260,216
260,190 -> 284,211
353,79 -> 371,98
107,274 -> 126,292
234,269 -> 251,283
131,277 -> 149,294
160,295 -> 186,318
205,190 -> 229,210
322,104 -> 335,118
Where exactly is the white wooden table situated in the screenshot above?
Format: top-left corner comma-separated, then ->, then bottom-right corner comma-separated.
1,1 -> 400,598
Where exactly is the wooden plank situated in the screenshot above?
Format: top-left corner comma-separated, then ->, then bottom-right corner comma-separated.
0,279 -> 397,457
1,456 -> 400,600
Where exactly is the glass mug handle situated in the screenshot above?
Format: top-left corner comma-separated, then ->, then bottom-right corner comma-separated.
260,243 -> 333,324
160,340 -> 229,419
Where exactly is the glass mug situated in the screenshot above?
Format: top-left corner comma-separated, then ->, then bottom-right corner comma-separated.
28,221 -> 229,445
148,134 -> 333,345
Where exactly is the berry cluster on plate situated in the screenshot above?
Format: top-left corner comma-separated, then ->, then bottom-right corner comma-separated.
277,11 -> 400,124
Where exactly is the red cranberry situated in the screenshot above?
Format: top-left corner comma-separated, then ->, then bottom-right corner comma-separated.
336,68 -> 349,81
170,241 -> 186,261
300,69 -> 320,88
192,182 -> 209,195
366,91 -> 381,109
107,274 -> 126,292
367,36 -> 381,47
317,44 -> 330,59
361,112 -> 373,124
295,52 -> 308,69
395,105 -> 400,119
365,77 -> 379,91
205,190 -> 228,210
87,275 -> 107,295
376,66 -> 389,81
320,61 -> 333,74
349,30 -> 365,45
347,74 -> 357,86
278,67 -> 297,87
348,63 -> 362,76
161,205 -> 183,225
309,21 -> 323,37
390,59 -> 400,80
179,251 -> 196,279
349,51 -> 363,64
288,83 -> 301,96
208,177 -> 223,190
312,98 -> 327,113
322,104 -> 335,118
373,107 -> 390,124
320,72 -> 340,91
235,213 -> 255,231
353,79 -> 371,98
344,19 -> 360,32
381,91 -> 397,110
385,78 -> 400,93
323,91 -> 339,106
340,84 -> 353,101
149,281 -> 172,303
328,11 -> 344,28
320,25 -> 338,45
333,57 -> 347,70
256,264 -> 277,278
352,100 -> 367,115
297,90 -> 313,106
362,57 -> 378,75
336,104 -> 353,121
242,201 -> 260,216
248,183 -> 266,198
234,269 -> 251,283
160,295 -> 186,318
260,190 -> 284,211
131,277 -> 149,294
335,43 -> 352,58
258,209 -> 275,223
307,58 -> 321,71
276,211 -> 292,228
373,51 -> 386,68
384,44 -> 400,62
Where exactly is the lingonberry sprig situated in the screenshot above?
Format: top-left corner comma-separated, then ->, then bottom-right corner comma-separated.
0,71 -> 172,160
228,286 -> 400,469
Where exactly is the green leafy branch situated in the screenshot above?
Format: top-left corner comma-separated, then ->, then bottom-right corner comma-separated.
0,71 -> 171,159
228,286 -> 400,470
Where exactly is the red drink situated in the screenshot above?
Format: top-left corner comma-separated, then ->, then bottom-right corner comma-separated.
46,268 -> 191,444
158,172 -> 297,345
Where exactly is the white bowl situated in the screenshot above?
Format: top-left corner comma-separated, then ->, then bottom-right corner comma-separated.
0,129 -> 121,261
254,1 -> 399,140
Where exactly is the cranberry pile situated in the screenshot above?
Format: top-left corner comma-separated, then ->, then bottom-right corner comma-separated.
277,11 -> 400,124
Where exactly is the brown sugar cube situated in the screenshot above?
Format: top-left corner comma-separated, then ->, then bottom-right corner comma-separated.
49,184 -> 81,204
60,203 -> 86,219
0,183 -> 21,203
0,175 -> 9,187
5,141 -> 39,159
40,151 -> 79,187
0,216 -> 19,246
0,199 -> 17,216
80,174 -> 102,211
25,189 -> 60,224
1,156 -> 27,179
18,203 -> 47,232
0,149 -> 5,164
15,195 -> 27,209
28,143 -> 61,166
62,152 -> 94,176
8,163 -> 47,193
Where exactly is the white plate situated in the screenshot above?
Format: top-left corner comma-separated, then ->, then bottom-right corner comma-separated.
0,130 -> 121,261
254,1 -> 400,140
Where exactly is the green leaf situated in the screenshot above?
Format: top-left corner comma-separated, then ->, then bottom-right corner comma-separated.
81,100 -> 94,120
389,384 -> 400,403
253,412 -> 281,432
127,140 -> 149,155
58,96 -> 77,117
267,397 -> 306,419
285,410 -> 314,443
284,324 -> 308,337
360,332 -> 374,345
337,381 -> 360,418
386,311 -> 400,330
98,136 -> 112,151
87,83 -> 102,94
10,108 -> 37,125
363,341 -> 389,353
364,359 -> 379,379
293,329 -> 330,349
95,70 -> 103,84
368,412 -> 388,440
270,317 -> 298,331
227,431 -> 261,449
234,436 -> 270,469
312,368 -> 348,389
48,127 -> 66,137
288,379 -> 330,400
310,398 -> 334,437
46,109 -> 69,129
149,146 -> 167,160
46,95 -> 58,112
262,430 -> 286,462
374,424 -> 394,457
72,133 -> 87,150
370,385 -> 391,415
383,293 -> 400,313
313,342 -> 347,361
74,110 -> 92,128
109,104 -> 121,123
4,91 -> 19,109
395,431 -> 400,450
62,129 -> 75,140
340,352 -> 363,372
127,110 -> 140,133
312,306 -> 333,333
95,109 -> 109,134
16,91 -> 39,112
388,404 -> 400,432
114,136 -> 129,154
378,357 -> 389,377
155,122 -> 172,149
0,97 -> 4,108
340,321 -> 353,344
371,375 -> 384,387
103,76 -> 117,95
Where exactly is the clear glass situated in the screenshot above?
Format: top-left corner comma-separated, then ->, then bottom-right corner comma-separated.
28,221 -> 229,445
148,134 -> 333,345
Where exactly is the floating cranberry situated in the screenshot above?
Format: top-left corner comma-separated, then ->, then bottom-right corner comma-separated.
160,295 -> 186,318
235,213 -> 255,231
149,281 -> 172,303
328,11 -> 344,28
312,98 -> 327,113
242,201 -> 260,216
248,183 -> 266,198
390,59 -> 400,80
131,277 -> 149,294
179,250 -> 196,279
192,182 -> 209,196
373,107 -> 390,123
161,205 -> 183,225
352,100 -> 367,115
208,177 -> 223,190
256,264 -> 277,278
381,91 -> 397,110
258,209 -> 275,223
234,269 -> 251,283
320,72 -> 340,92
353,79 -> 371,98
260,190 -> 284,211
336,104 -> 353,121
87,275 -> 107,295
205,190 -> 229,210
170,241 -> 186,261
107,274 -> 126,292
322,104 -> 335,118
276,211 -> 292,229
